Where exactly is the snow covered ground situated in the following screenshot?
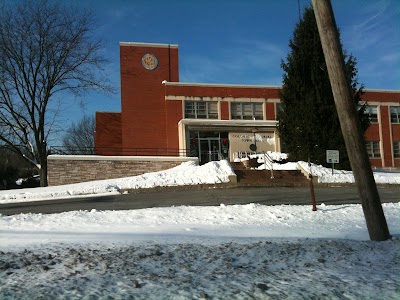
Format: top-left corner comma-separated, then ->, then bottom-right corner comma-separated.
1,158 -> 400,299
297,161 -> 400,185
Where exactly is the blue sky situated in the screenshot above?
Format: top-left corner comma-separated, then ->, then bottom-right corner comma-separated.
65,0 -> 399,132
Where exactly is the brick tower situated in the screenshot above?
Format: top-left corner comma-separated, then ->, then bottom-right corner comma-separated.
119,42 -> 179,153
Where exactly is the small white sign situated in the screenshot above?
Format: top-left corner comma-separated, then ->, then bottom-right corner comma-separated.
326,150 -> 339,164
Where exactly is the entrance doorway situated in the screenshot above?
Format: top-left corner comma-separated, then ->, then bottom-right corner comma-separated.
199,138 -> 220,163
189,131 -> 229,164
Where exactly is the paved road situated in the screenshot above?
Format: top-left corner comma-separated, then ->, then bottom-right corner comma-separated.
0,186 -> 399,216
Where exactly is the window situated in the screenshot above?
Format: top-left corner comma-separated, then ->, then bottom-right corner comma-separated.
185,101 -> 218,119
390,107 -> 400,123
366,141 -> 381,158
365,106 -> 378,123
231,102 -> 263,120
394,141 -> 400,158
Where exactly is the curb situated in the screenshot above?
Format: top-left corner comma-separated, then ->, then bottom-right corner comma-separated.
119,181 -> 400,194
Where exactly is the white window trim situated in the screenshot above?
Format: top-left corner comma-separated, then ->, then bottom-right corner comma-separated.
230,102 -> 264,120
184,101 -> 219,119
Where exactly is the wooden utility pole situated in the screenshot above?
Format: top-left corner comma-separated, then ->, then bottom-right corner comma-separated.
312,0 -> 390,241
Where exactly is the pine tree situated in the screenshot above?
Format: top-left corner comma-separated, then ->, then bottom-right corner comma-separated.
278,6 -> 369,170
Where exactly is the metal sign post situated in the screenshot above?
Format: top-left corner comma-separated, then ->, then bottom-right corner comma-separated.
326,150 -> 339,175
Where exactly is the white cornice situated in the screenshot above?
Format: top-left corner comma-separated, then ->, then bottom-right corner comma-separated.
164,81 -> 282,89
178,119 -> 278,127
120,42 -> 178,48
48,155 -> 196,162
365,89 -> 400,93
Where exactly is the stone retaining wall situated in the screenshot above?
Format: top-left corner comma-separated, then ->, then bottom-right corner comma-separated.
48,155 -> 198,186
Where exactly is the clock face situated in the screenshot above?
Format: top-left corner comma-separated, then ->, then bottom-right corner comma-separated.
142,53 -> 158,70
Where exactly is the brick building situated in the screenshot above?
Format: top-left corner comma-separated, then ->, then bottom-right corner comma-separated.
95,42 -> 400,168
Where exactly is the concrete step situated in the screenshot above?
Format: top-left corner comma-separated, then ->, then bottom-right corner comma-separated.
232,162 -> 309,187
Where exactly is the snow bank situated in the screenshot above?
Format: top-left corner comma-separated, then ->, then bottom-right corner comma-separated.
257,162 -> 298,170
0,157 -> 399,204
0,160 -> 235,204
1,202 -> 399,247
298,161 -> 400,184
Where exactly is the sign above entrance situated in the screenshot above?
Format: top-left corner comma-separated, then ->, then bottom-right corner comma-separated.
230,133 -> 273,143
229,132 -> 276,159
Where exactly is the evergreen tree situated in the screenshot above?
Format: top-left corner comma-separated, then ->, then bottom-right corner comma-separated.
278,6 -> 369,170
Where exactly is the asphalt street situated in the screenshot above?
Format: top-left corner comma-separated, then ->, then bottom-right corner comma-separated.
0,186 -> 399,216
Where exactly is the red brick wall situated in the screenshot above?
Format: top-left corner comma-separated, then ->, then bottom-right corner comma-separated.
120,43 -> 179,153
265,103 -> 275,120
95,112 -> 122,155
362,90 -> 400,102
165,84 -> 280,98
165,100 -> 183,150
364,124 -> 380,140
220,101 -> 229,120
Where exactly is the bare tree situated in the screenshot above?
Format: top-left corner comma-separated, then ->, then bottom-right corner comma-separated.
0,0 -> 113,186
62,115 -> 95,155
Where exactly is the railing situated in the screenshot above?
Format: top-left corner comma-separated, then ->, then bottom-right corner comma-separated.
49,146 -> 192,157
217,151 -> 225,160
262,152 -> 275,179
234,151 -> 275,179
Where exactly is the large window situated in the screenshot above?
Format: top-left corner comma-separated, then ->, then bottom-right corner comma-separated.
394,141 -> 400,158
185,101 -> 218,119
231,102 -> 263,120
365,105 -> 378,123
366,141 -> 381,158
390,106 -> 400,123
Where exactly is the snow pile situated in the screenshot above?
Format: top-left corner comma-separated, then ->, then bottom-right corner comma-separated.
240,152 -> 297,170
0,160 -> 235,204
298,161 -> 400,184
1,203 -> 399,246
247,151 -> 288,161
0,158 -> 399,205
254,152 -> 297,170
262,151 -> 288,161
257,161 -> 298,170
236,151 -> 287,163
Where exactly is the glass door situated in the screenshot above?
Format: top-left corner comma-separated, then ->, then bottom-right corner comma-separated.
189,131 -> 229,164
199,138 -> 220,164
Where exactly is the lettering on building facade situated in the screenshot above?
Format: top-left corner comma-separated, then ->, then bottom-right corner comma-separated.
230,134 -> 273,143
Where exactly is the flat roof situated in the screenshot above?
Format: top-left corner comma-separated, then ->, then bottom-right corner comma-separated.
178,119 -> 278,126
164,81 -> 282,89
120,42 -> 178,48
164,82 -> 399,92
364,88 -> 400,93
